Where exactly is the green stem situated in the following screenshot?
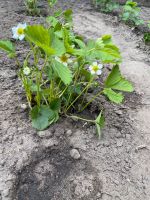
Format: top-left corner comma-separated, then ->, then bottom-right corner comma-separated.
66,82 -> 92,112
66,114 -> 95,123
66,62 -> 84,108
15,56 -> 21,67
58,86 -> 68,98
80,90 -> 104,112
27,96 -> 32,109
42,94 -> 49,105
49,79 -> 54,102
80,77 -> 93,106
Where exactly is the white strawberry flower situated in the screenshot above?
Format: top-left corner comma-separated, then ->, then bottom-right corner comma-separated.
23,66 -> 30,75
12,23 -> 27,41
89,62 -> 103,75
55,54 -> 72,66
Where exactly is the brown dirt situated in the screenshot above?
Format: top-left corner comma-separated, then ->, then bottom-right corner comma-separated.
0,1 -> 150,200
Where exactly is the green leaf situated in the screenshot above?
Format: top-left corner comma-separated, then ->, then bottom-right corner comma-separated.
52,60 -> 72,85
95,110 -> 105,127
95,110 -> 105,138
105,65 -> 133,92
31,105 -> 56,130
105,65 -> 122,87
101,35 -> 112,44
74,39 -> 86,48
0,40 -> 15,56
54,9 -> 62,17
80,68 -> 92,82
50,98 -> 61,123
51,35 -> 66,56
25,25 -> 55,55
103,88 -> 124,104
111,78 -> 133,92
126,1 -> 137,7
122,12 -> 130,20
63,9 -> 73,23
50,98 -> 61,111
45,65 -> 53,80
63,27 -> 74,53
98,44 -> 121,63
30,83 -> 42,92
86,40 -> 121,63
48,0 -> 57,7
46,16 -> 59,27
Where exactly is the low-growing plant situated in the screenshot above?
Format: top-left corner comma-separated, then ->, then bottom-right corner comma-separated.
94,0 -> 119,13
47,0 -> 57,8
121,0 -> 144,26
25,0 -> 39,15
148,21 -> 150,29
0,10 -> 133,136
144,32 -> 150,44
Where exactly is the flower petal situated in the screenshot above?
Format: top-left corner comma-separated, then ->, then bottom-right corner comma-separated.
22,23 -> 27,29
19,34 -> 25,41
12,27 -> 17,35
12,33 -> 19,39
17,23 -> 23,28
92,62 -> 98,66
98,64 -> 103,69
68,59 -> 72,63
89,66 -> 93,70
96,70 -> 102,75
91,70 -> 96,75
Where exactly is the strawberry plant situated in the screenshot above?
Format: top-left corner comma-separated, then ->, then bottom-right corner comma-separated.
25,0 -> 40,15
144,32 -> 150,44
94,0 -> 119,13
0,10 -> 133,137
121,0 -> 144,26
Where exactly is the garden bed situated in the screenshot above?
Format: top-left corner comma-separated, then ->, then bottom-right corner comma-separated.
0,0 -> 150,200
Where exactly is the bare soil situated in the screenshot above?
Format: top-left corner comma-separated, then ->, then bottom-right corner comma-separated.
0,1 -> 150,200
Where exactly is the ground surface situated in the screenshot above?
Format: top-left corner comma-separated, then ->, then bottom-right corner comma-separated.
0,0 -> 150,200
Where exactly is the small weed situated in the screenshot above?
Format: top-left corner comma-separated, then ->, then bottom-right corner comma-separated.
94,0 -> 119,13
144,32 -> 150,44
121,0 -> 144,26
25,0 -> 40,16
47,0 -> 57,8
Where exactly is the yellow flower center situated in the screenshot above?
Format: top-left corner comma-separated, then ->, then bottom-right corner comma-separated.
60,55 -> 68,63
17,27 -> 24,35
92,65 -> 99,72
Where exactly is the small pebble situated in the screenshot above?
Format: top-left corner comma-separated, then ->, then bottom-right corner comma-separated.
115,132 -> 122,138
103,141 -> 110,147
66,129 -> 72,136
115,110 -> 123,115
70,149 -> 81,160
116,139 -> 123,147
116,158 -> 121,163
38,130 -> 53,138
126,134 -> 131,140
55,128 -> 64,137
20,104 -> 27,110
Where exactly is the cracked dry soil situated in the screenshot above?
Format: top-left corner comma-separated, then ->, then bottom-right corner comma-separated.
0,0 -> 150,200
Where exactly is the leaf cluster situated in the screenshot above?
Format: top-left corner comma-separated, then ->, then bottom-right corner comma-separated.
121,0 -> 144,26
25,0 -> 40,16
94,0 -> 119,13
